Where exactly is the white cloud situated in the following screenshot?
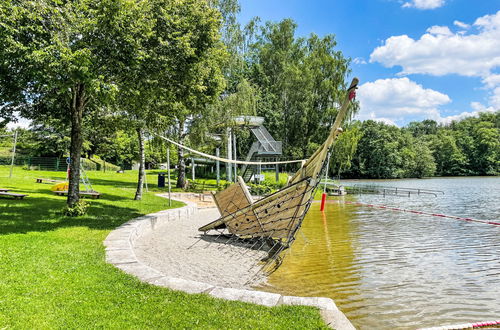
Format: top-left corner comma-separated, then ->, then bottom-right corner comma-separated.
357,78 -> 451,125
490,87 -> 500,109
353,57 -> 367,65
370,11 -> 500,78
483,74 -> 500,88
435,102 -> 496,125
402,0 -> 445,10
453,20 -> 470,29
2,112 -> 31,130
426,25 -> 453,36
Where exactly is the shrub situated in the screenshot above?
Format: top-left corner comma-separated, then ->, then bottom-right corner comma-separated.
63,200 -> 91,217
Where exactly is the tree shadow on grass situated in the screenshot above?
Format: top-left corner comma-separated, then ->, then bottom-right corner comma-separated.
0,195 -> 144,235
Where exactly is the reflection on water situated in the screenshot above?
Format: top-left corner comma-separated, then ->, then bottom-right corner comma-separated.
258,177 -> 500,329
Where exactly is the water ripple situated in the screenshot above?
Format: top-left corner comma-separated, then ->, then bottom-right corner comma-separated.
260,177 -> 500,329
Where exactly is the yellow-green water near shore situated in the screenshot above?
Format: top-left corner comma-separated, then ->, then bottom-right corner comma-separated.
257,177 -> 500,329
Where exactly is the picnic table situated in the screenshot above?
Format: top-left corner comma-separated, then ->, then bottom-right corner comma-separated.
53,191 -> 101,199
0,192 -> 27,200
36,178 -> 63,184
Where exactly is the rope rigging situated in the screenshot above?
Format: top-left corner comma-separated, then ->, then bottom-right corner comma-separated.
154,133 -> 307,166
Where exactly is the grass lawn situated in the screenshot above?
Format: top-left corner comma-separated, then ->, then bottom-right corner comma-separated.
0,166 -> 327,329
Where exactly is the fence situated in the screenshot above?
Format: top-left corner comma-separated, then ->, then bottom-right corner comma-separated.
0,156 -> 120,172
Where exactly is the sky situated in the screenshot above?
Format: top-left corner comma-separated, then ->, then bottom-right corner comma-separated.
238,0 -> 500,126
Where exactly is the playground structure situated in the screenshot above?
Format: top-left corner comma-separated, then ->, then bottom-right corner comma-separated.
46,158 -> 101,199
226,116 -> 283,183
198,77 -> 359,273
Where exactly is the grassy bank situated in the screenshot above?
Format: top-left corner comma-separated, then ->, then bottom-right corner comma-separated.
0,166 -> 327,329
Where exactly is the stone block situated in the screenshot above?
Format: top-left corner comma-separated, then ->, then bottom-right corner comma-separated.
105,249 -> 137,264
149,277 -> 214,294
209,287 -> 281,307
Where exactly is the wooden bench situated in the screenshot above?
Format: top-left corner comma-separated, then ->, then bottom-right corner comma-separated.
0,192 -> 28,200
0,188 -> 11,192
53,191 -> 101,199
36,178 -> 63,184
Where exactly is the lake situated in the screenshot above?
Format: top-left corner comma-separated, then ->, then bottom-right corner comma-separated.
257,177 -> 500,329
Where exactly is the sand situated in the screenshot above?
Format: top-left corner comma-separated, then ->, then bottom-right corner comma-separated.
133,206 -> 270,289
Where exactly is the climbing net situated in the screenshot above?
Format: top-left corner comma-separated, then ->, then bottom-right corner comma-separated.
200,156 -> 329,277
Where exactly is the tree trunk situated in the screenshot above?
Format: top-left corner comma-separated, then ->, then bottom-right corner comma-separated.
176,119 -> 187,189
135,127 -> 145,200
67,84 -> 86,208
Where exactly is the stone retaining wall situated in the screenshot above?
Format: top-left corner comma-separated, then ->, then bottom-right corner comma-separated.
104,195 -> 356,330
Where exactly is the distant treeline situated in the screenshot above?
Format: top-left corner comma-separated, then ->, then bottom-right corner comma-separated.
332,111 -> 499,179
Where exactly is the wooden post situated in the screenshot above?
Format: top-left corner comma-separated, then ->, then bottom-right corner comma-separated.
233,130 -> 237,182
9,130 -> 18,179
191,157 -> 195,181
275,157 -> 279,183
216,147 -> 220,186
226,128 -> 232,182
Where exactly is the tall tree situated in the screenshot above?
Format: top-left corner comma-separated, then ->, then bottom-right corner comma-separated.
249,19 -> 355,159
0,0 -> 146,207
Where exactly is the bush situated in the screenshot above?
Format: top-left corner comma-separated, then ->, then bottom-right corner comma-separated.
63,200 -> 91,217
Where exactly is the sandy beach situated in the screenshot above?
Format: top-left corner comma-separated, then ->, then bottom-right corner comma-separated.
133,207 -> 269,289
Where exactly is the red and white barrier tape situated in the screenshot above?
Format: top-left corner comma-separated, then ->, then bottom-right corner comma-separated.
420,319 -> 500,330
340,201 -> 500,226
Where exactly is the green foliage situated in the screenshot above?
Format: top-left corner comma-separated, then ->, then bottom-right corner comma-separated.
248,19 -> 355,158
63,200 -> 91,217
345,111 -> 499,179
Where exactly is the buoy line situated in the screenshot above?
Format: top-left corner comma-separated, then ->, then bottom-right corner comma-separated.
155,134 -> 307,166
419,319 -> 500,330
340,201 -> 500,226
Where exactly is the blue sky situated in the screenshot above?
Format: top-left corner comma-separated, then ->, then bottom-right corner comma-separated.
238,0 -> 500,126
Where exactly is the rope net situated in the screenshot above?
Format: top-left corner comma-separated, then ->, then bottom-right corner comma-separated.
201,159 -> 328,276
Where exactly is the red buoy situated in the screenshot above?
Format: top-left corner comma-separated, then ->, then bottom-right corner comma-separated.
320,193 -> 327,211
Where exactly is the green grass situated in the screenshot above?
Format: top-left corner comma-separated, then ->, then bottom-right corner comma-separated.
0,166 -> 327,329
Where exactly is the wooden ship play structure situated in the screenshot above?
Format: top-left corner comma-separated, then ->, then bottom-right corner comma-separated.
199,78 -> 359,273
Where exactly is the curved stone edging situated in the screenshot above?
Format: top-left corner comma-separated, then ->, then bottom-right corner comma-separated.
104,195 -> 356,330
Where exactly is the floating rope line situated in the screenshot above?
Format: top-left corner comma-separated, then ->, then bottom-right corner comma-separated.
155,133 -> 306,165
339,200 -> 500,226
419,319 -> 500,330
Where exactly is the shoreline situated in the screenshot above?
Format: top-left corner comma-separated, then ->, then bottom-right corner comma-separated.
104,193 -> 356,329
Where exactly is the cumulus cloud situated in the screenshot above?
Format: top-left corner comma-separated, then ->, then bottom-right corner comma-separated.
357,78 -> 451,125
402,0 -> 445,10
435,102 -> 496,125
370,11 -> 500,111
370,11 -> 500,78
483,74 -> 500,88
353,57 -> 367,65
426,25 -> 453,36
453,20 -> 470,29
490,87 -> 500,108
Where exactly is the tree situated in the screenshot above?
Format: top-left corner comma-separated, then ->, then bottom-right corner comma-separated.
329,121 -> 363,178
249,19 -> 355,159
0,0 -> 147,207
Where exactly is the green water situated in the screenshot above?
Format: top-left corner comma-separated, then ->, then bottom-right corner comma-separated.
258,177 -> 500,329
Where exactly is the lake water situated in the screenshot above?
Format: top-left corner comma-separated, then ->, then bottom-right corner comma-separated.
258,177 -> 500,329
